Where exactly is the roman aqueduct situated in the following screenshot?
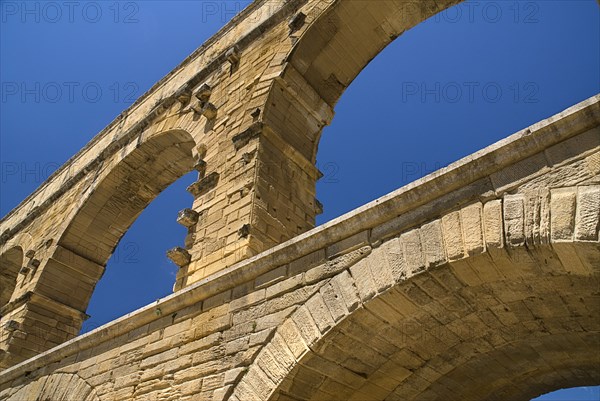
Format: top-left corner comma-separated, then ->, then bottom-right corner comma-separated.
1,0 -> 599,400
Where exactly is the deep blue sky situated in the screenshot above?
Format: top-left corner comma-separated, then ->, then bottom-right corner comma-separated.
1,1 -> 599,399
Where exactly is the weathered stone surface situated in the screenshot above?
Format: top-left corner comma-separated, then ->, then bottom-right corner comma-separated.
550,188 -> 577,241
442,211 -> 465,260
503,194 -> 525,246
575,185 -> 600,241
0,0 -> 599,399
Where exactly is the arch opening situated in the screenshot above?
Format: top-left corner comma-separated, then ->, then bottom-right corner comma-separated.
81,169 -> 197,332
39,129 -> 197,321
255,1 -> 600,398
268,0 -> 600,227
59,129 -> 196,267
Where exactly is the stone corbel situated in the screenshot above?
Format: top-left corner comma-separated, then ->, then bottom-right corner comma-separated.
225,46 -> 240,66
177,209 -> 200,228
166,247 -> 191,267
186,172 -> 220,198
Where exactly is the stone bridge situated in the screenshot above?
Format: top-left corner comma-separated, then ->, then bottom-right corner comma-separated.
1,0 -> 599,400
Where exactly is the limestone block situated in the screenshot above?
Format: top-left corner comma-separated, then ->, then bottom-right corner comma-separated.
305,293 -> 335,333
247,352 -> 286,397
366,246 -> 396,293
319,281 -> 348,322
195,83 -> 213,102
460,203 -> 485,256
442,211 -> 465,260
503,195 -> 525,246
550,188 -> 577,241
420,219 -> 446,267
325,231 -> 370,259
226,46 -> 241,65
248,365 -> 277,399
167,247 -> 191,267
575,185 -> 600,241
187,172 -> 220,198
177,209 -> 200,228
482,199 -> 504,248
305,246 -> 370,284
291,305 -> 320,346
400,229 -> 425,276
278,319 -> 308,360
349,258 -> 378,302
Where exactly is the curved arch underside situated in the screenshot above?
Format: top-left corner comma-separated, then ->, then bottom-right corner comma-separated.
272,0 -> 461,161
59,129 -> 196,267
36,129 -> 197,314
269,247 -> 600,401
6,373 -> 99,401
0,247 -> 23,308
289,0 -> 459,107
266,4 -> 600,395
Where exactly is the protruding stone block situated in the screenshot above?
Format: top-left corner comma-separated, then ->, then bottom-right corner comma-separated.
194,83 -> 212,102
173,83 -> 192,104
25,250 -> 35,259
575,185 -> 600,241
190,100 -> 217,119
225,46 -> 240,65
193,159 -> 207,178
177,209 -> 199,228
3,320 -> 19,332
315,199 -> 323,215
200,102 -> 217,119
167,247 -> 191,267
187,172 -> 220,198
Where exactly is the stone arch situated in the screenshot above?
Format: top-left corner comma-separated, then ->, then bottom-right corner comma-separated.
0,128 -> 199,369
262,0 -> 461,163
6,373 -> 99,401
232,185 -> 600,400
0,246 -> 23,310
35,128 -> 197,314
246,0 -> 465,258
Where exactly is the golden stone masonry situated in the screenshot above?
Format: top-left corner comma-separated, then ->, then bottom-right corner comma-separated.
1,0 -> 599,400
